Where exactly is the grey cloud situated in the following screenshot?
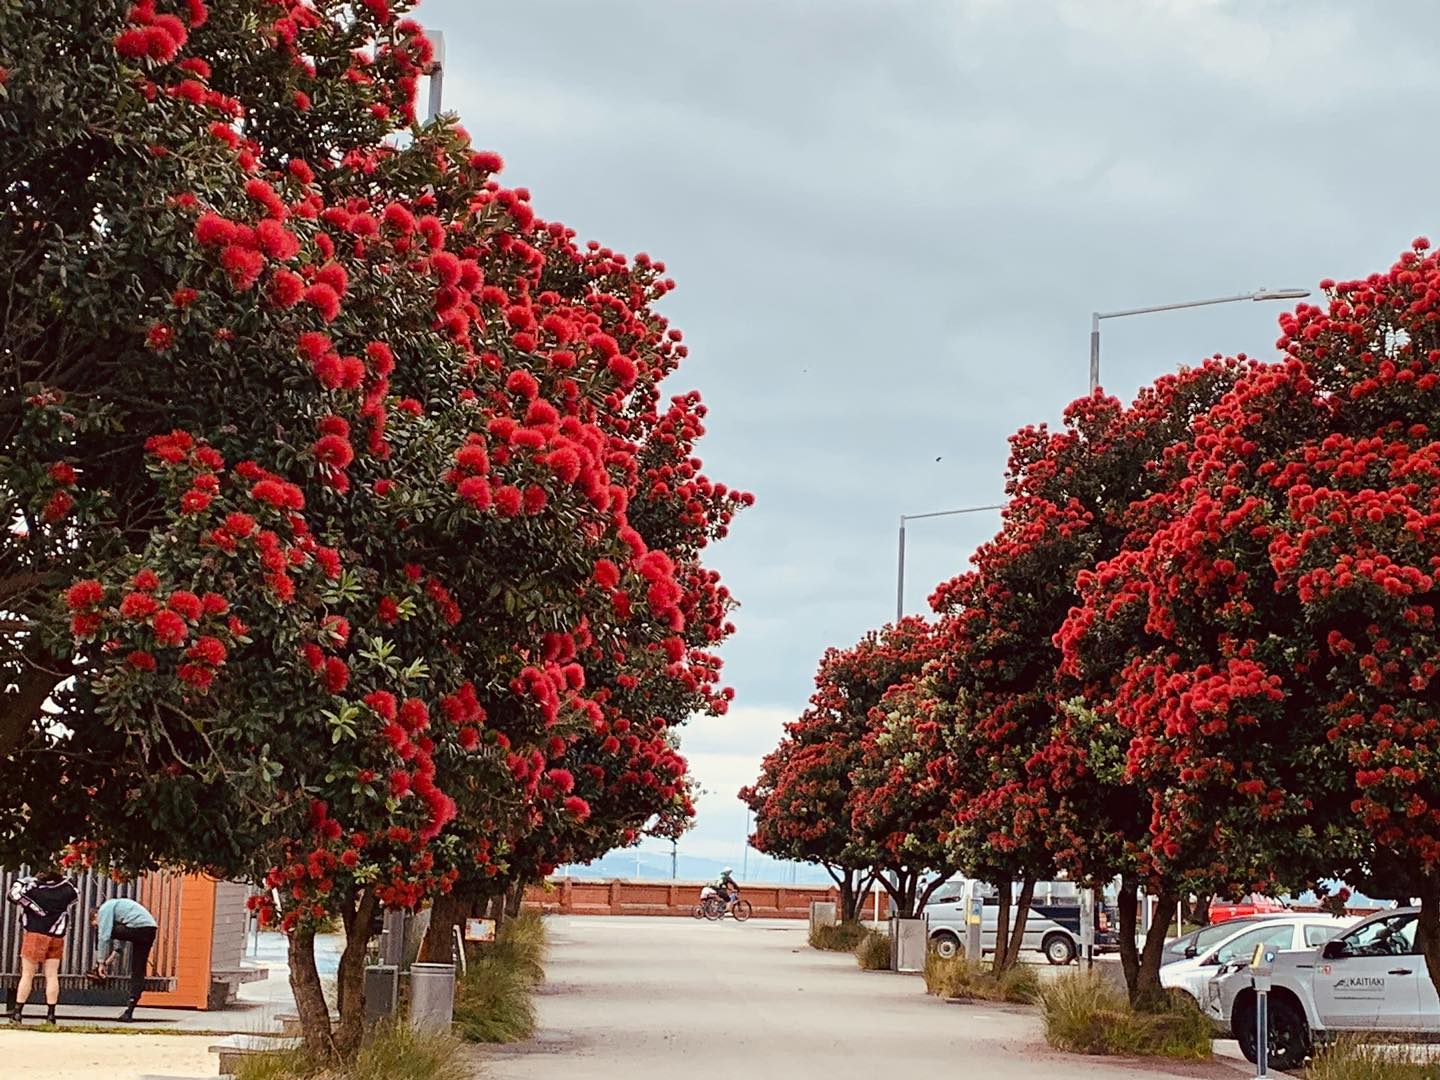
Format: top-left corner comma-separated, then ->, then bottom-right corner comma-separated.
421,0 -> 1440,855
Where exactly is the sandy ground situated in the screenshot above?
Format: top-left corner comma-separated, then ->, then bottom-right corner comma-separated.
479,916 -> 1255,1080
0,1029 -> 214,1079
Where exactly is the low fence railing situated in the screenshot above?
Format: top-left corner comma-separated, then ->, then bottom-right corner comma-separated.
1,867 -> 182,996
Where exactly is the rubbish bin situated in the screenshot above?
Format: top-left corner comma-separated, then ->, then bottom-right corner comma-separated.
408,962 -> 456,1032
890,918 -> 926,973
809,901 -> 838,933
364,964 -> 398,1021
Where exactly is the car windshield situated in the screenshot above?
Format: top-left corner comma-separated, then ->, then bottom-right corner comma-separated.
1213,923 -> 1296,965
1340,914 -> 1418,957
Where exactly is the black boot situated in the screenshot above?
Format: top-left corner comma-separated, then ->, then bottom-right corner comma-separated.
45,1004 -> 56,1025
117,1003 -> 136,1023
6,1004 -> 21,1024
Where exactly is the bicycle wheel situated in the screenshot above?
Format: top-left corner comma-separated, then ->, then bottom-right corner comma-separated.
731,899 -> 753,922
692,904 -> 706,919
703,898 -> 724,921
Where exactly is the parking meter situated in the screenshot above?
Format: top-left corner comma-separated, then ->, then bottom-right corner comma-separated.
1079,888 -> 1095,969
964,880 -> 983,962
1250,943 -> 1277,1078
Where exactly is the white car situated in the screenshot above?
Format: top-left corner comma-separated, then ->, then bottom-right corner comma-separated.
1161,914 -> 1350,1006
1205,907 -> 1430,1070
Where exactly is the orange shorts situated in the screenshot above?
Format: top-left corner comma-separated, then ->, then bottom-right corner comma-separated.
20,931 -> 65,963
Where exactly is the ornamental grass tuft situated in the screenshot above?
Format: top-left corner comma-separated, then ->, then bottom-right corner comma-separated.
809,921 -> 868,952
855,928 -> 892,970
1040,970 -> 1211,1060
452,910 -> 547,1043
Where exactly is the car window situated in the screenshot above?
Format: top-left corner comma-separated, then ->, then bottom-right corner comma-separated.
1194,921 -> 1251,953
1340,913 -> 1418,957
1214,923 -> 1295,965
1304,924 -> 1339,947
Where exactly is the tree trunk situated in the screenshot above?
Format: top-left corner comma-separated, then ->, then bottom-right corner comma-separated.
992,886 -> 1012,974
1133,891 -> 1178,1010
506,881 -> 525,918
1418,877 -> 1440,1008
333,890 -> 377,1059
1117,880 -> 1140,996
1000,878 -> 1036,974
838,870 -> 856,923
287,926 -> 338,1060
418,890 -> 470,965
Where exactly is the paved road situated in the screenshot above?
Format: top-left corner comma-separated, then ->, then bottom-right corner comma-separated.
479,916 -> 1252,1080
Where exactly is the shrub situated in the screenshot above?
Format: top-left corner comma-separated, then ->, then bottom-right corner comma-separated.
923,954 -> 1041,1004
231,1020 -> 469,1080
809,922 -> 867,952
1040,970 -> 1211,1060
1310,1038 -> 1440,1080
452,912 -> 548,1044
855,928 -> 891,971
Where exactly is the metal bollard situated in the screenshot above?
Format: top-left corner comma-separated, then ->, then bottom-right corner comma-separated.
1255,984 -> 1269,1078
408,961 -> 456,1032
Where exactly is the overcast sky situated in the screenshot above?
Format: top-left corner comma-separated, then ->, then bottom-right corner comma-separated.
424,0 -> 1439,870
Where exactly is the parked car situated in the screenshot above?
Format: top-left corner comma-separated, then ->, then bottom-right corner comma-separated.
1161,915 -> 1273,967
922,893 -> 1081,965
1210,894 -> 1289,923
1161,915 -> 1350,1007
1203,907 -> 1419,1070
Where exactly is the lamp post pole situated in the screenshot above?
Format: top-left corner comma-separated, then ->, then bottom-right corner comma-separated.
1089,287 -> 1310,394
896,506 -> 1005,622
425,31 -> 446,121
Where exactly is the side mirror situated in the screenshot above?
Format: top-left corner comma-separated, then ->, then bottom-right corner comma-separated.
1184,945 -> 1199,959
1321,940 -> 1348,961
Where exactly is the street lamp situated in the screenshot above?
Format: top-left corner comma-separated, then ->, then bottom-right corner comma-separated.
1088,287 -> 1310,393
896,506 -> 1004,622
425,31 -> 446,121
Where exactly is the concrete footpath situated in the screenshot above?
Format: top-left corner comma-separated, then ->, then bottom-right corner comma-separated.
481,916 -> 1253,1080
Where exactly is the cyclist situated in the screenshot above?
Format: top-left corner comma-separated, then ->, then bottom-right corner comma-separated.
710,867 -> 739,913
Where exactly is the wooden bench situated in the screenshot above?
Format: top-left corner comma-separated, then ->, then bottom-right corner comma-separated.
208,1034 -> 301,1076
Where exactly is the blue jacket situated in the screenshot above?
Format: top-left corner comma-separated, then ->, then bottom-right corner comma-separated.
96,898 -> 156,959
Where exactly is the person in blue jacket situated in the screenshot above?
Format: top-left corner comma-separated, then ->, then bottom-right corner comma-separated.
91,897 -> 158,1022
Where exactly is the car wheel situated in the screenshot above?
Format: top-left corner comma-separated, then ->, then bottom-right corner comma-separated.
1236,997 -> 1310,1070
931,932 -> 960,960
1043,933 -> 1076,966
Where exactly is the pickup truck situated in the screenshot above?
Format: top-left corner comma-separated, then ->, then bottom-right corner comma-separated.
1204,907 -> 1433,1070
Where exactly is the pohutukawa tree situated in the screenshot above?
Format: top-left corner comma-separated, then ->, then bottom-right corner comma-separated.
743,617 -> 942,919
848,668 -> 962,918
1,0 -> 745,1058
927,365 -> 1242,988
1061,239 -> 1440,1002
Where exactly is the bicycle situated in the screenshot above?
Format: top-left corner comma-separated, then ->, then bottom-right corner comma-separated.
696,894 -> 752,921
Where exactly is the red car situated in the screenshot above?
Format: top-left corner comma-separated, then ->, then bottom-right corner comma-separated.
1209,895 -> 1288,923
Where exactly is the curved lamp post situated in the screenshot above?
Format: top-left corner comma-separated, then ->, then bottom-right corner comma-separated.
1089,287 -> 1310,393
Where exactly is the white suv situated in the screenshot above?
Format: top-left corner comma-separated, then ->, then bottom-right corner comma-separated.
1205,907 -> 1432,1070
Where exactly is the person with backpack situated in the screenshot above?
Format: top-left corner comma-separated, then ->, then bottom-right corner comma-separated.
6,868 -> 80,1024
